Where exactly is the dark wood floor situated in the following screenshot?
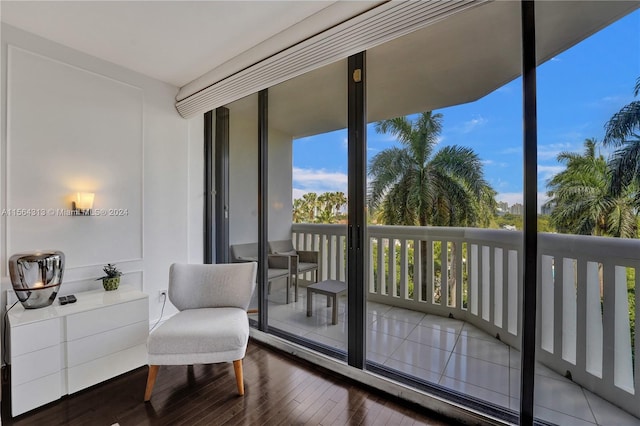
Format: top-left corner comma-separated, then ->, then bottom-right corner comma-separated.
1,340 -> 455,425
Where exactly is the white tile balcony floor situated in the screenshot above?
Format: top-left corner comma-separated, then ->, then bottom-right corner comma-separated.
254,285 -> 640,426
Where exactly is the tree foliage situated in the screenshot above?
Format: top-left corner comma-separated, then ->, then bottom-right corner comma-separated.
603,76 -> 640,193
368,112 -> 496,227
545,139 -> 638,238
293,191 -> 347,224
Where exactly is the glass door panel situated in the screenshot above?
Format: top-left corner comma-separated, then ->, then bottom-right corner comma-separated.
534,3 -> 640,424
223,94 -> 261,318
267,59 -> 349,356
365,1 -> 523,418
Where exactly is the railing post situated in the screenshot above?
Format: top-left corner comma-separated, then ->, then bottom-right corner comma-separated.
614,265 -> 634,393
414,239 -> 422,302
470,244 -> 478,315
389,239 -> 397,297
575,258 -> 588,376
553,257 -> 564,359
562,258 -> 577,365
441,240 -> 449,306
400,239 -> 409,299
455,241 -> 463,310
377,238 -> 385,295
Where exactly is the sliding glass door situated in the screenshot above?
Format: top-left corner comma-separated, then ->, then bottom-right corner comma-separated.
534,2 -> 640,424
207,3 -> 640,424
363,3 -> 523,419
266,59 -> 350,356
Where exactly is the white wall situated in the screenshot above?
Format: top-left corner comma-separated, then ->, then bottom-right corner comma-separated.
228,96 -> 258,245
0,24 -> 203,329
268,126 -> 294,241
227,96 -> 293,246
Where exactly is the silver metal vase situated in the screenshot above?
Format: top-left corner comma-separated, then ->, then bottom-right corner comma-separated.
9,250 -> 65,309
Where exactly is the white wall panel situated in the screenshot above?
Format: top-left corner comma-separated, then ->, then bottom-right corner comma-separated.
6,46 -> 143,267
1,24 -> 196,332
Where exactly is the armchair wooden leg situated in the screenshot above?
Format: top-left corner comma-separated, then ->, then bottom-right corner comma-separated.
233,359 -> 245,395
144,365 -> 160,401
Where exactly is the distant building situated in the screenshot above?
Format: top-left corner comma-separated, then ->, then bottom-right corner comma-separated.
497,201 -> 509,215
509,203 -> 523,215
540,202 -> 554,215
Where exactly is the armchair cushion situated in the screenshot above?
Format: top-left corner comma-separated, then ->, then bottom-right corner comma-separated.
230,243 -> 259,262
148,307 -> 249,365
277,250 -> 297,256
298,262 -> 318,274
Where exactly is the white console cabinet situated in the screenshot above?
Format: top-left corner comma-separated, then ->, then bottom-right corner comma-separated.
8,286 -> 149,416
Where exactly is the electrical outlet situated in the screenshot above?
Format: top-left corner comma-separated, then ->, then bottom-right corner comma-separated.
158,289 -> 167,302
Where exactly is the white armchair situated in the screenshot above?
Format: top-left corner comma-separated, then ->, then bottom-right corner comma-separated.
144,262 -> 257,401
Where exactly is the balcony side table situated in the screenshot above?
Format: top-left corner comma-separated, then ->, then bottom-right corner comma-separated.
306,279 -> 346,325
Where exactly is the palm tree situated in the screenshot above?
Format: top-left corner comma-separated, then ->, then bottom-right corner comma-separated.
544,138 -> 638,238
293,191 -> 348,224
293,192 -> 318,223
603,77 -> 640,193
368,112 -> 496,304
317,191 -> 347,223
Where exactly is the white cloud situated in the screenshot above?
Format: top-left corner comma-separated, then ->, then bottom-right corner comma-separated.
491,178 -> 512,189
601,95 -> 626,104
500,146 -> 521,155
501,141 -> 587,160
538,164 -> 564,179
292,167 -> 348,199
585,94 -> 633,109
461,116 -> 488,133
537,142 -> 583,160
292,188 -> 310,200
369,133 -> 399,144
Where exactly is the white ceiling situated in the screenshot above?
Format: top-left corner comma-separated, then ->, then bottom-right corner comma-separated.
2,0 -> 638,138
0,1 -> 378,88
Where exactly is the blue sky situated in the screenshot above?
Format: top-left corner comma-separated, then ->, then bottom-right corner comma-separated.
292,10 -> 640,208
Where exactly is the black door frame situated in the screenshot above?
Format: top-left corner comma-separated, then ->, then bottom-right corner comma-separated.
347,52 -> 367,369
520,1 -> 538,424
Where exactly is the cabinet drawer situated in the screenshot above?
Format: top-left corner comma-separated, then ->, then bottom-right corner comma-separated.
67,321 -> 148,367
12,372 -> 62,416
67,344 -> 147,393
12,344 -> 62,386
66,298 -> 148,340
11,319 -> 61,356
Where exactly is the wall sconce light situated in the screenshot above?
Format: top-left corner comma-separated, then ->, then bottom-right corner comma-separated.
72,192 -> 94,216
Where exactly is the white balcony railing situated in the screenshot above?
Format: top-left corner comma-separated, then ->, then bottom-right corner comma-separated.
292,223 -> 640,418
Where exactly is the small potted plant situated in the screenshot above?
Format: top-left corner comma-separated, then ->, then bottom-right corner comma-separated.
97,263 -> 122,291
